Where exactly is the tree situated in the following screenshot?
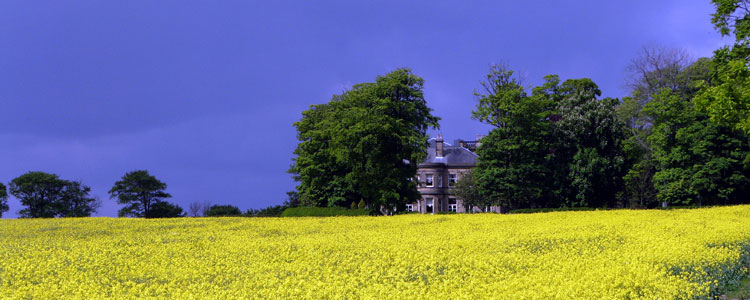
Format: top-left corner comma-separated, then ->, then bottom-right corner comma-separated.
57,181 -> 100,217
245,205 -> 286,217
109,170 -> 172,218
290,68 -> 440,212
284,191 -> 300,208
206,205 -> 243,217
0,182 -> 8,218
9,171 -> 98,218
694,0 -> 750,133
188,200 -> 211,217
146,201 -> 185,218
471,65 -> 553,211
618,47 -> 710,208
645,89 -> 750,206
452,171 -> 487,212
552,79 -> 627,208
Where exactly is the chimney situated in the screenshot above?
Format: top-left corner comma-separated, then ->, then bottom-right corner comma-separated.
436,133 -> 444,157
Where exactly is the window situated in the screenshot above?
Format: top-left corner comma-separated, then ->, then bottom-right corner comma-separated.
426,174 -> 434,187
449,173 -> 457,187
437,174 -> 443,187
448,198 -> 457,212
406,204 -> 413,212
425,198 -> 434,213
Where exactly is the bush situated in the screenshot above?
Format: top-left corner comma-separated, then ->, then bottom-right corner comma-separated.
509,207 -> 596,214
245,205 -> 286,217
145,201 -> 185,218
206,205 -> 243,217
281,207 -> 370,217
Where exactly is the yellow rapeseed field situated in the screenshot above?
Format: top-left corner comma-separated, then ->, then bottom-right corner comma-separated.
1,206 -> 749,299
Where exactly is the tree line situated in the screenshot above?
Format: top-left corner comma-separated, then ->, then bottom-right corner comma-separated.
0,170 -> 294,218
290,0 -> 750,213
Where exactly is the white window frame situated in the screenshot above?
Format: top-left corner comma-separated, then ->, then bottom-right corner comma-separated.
406,204 -> 413,212
426,197 -> 434,213
448,198 -> 457,212
426,174 -> 434,187
449,173 -> 457,187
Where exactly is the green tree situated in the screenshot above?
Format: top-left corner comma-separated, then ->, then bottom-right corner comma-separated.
694,0 -> 750,133
451,171 -> 487,212
109,170 -> 172,218
0,182 -> 9,218
290,68 -> 440,212
245,205 -> 287,217
618,47 -> 710,208
645,89 -> 750,206
552,79 -> 627,208
9,171 -> 98,218
146,201 -> 185,218
206,205 -> 243,217
471,65 -> 553,211
57,181 -> 100,217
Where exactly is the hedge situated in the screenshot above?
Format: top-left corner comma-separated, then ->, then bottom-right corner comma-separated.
280,207 -> 370,217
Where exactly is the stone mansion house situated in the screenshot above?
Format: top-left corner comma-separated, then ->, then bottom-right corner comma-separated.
408,134 -> 495,214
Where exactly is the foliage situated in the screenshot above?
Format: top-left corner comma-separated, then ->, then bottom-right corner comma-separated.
694,0 -> 750,133
284,191 -> 300,208
618,46 -> 702,208
245,205 -> 287,217
9,171 -> 98,218
206,205 -> 243,217
0,182 -> 8,218
471,65 -> 552,211
508,207 -> 596,214
472,65 -> 626,210
145,201 -> 185,218
280,207 -> 370,217
451,171 -> 487,212
2,206 -> 750,298
290,68 -> 440,212
108,170 -> 172,218
552,79 -> 627,208
644,89 -> 750,206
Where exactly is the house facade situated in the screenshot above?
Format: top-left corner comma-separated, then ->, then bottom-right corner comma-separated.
408,134 -> 498,214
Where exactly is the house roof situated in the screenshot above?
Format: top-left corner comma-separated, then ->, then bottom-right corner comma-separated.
419,138 -> 478,167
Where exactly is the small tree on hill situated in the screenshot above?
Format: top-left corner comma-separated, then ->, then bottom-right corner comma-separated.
146,201 -> 185,218
109,170 -> 172,218
10,171 -> 98,218
206,205 -> 242,217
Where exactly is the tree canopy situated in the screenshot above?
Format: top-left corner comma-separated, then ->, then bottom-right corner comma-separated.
694,0 -> 750,133
471,65 -> 626,210
146,201 -> 185,218
290,68 -> 440,212
206,205 -> 242,217
108,170 -> 173,218
9,171 -> 98,218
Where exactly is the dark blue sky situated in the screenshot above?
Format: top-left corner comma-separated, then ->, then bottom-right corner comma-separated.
0,1 -> 727,217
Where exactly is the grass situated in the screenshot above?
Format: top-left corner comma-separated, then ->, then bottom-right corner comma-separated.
725,277 -> 750,299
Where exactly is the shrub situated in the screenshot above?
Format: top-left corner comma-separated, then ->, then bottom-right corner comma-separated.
509,207 -> 596,214
206,205 -> 242,217
281,207 -> 370,217
245,205 -> 286,217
